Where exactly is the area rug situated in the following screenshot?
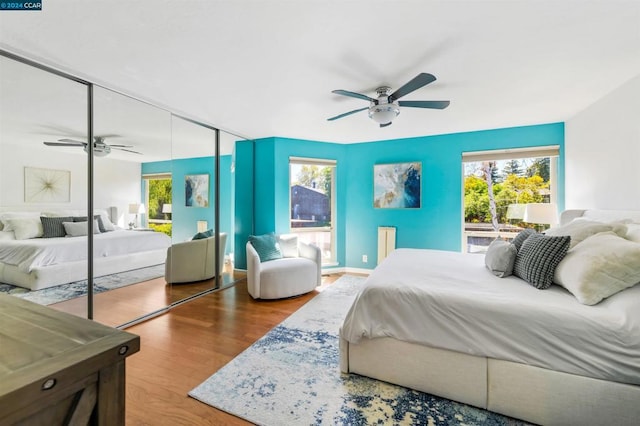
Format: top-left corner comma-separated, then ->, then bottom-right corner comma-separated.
0,264 -> 165,305
189,275 -> 529,425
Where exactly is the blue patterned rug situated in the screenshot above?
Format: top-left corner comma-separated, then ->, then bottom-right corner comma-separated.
0,264 -> 165,305
189,275 -> 529,425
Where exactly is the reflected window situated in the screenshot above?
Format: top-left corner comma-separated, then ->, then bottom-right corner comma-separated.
144,173 -> 172,236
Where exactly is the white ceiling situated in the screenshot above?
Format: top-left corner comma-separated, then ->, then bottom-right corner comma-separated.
1,0 -> 639,145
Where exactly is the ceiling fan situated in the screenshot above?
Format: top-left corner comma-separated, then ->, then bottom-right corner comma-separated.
328,73 -> 450,127
43,136 -> 142,157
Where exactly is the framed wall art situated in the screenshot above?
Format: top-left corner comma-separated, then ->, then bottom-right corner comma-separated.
373,162 -> 421,209
185,174 -> 209,207
24,167 -> 71,203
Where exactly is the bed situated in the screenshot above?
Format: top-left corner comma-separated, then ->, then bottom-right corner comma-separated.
339,209 -> 640,425
0,208 -> 171,291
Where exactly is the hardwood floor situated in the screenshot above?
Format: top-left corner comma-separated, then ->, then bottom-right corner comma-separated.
49,265 -> 241,328
123,273 -> 345,425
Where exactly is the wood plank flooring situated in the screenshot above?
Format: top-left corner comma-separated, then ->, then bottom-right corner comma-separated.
122,274 -> 344,425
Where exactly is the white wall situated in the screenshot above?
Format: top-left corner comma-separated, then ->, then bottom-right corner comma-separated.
565,74 -> 640,210
0,144 -> 141,227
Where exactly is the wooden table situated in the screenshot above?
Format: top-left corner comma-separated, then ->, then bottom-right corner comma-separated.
0,294 -> 140,425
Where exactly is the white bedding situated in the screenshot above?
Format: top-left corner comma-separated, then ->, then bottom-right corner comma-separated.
341,248 -> 640,386
0,229 -> 171,273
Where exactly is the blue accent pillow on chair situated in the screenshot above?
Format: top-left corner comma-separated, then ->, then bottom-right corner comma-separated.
249,233 -> 283,262
193,229 -> 214,240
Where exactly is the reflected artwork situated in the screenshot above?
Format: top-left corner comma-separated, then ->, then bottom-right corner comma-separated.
185,174 -> 209,207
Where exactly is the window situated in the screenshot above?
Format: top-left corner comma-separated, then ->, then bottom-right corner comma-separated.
289,157 -> 336,265
462,146 -> 559,253
143,173 -> 172,236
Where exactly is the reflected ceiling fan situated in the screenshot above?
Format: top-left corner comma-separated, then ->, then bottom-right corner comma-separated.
43,136 -> 142,157
328,72 -> 450,127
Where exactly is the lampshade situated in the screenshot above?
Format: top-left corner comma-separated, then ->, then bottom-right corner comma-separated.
162,203 -> 172,214
368,103 -> 400,124
523,203 -> 558,225
128,203 -> 140,214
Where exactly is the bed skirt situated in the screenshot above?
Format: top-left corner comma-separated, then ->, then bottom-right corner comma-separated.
0,249 -> 167,291
339,334 -> 640,425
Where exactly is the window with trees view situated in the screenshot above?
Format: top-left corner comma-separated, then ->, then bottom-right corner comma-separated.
463,147 -> 558,253
144,174 -> 172,236
289,157 -> 336,265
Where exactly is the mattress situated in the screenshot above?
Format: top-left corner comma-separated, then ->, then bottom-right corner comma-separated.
341,248 -> 640,385
0,229 -> 170,273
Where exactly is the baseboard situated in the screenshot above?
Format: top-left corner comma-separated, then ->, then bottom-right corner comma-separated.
322,266 -> 372,275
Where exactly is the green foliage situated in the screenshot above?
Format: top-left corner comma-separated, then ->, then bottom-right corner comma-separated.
294,165 -> 332,195
149,223 -> 172,236
464,172 -> 548,224
148,178 -> 172,219
502,159 -> 523,178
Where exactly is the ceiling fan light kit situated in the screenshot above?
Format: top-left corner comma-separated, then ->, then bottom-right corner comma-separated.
329,73 -> 450,127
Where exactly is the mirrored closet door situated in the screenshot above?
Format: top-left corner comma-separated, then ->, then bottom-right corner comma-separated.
0,53 -> 89,318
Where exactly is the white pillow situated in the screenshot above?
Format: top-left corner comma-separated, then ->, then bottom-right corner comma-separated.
277,234 -> 299,258
0,212 -> 40,232
545,218 -> 627,248
95,211 -> 116,231
4,217 -> 44,240
554,231 -> 640,305
625,223 -> 640,243
0,231 -> 16,241
63,220 -> 101,237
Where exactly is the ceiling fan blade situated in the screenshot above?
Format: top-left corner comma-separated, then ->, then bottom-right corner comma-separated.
113,147 -> 143,155
331,89 -> 377,103
58,138 -> 87,145
327,107 -> 369,121
389,73 -> 437,102
380,122 -> 392,128
398,100 -> 450,110
108,144 -> 134,148
44,141 -> 84,147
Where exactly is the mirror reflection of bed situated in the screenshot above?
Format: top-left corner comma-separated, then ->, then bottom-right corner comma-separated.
0,207 -> 238,327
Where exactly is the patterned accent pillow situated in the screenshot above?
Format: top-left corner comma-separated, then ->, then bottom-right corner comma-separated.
40,216 -> 74,238
249,233 -> 283,262
513,233 -> 571,289
511,228 -> 536,252
485,239 -> 517,277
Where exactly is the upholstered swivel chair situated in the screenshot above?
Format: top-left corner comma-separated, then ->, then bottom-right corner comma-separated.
165,232 -> 228,284
246,233 -> 321,299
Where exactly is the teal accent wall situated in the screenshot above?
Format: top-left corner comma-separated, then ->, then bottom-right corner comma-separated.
234,140 -> 255,269
142,155 -> 234,254
344,123 -> 565,269
236,122 -> 564,270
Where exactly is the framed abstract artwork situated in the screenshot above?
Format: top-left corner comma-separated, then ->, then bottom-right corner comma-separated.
24,167 -> 71,203
185,174 -> 209,207
373,162 -> 421,209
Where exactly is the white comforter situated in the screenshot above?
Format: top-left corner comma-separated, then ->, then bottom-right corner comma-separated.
0,230 -> 171,273
341,248 -> 640,385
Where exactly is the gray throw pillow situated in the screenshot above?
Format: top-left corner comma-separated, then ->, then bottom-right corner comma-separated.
511,228 -> 536,252
513,233 -> 571,289
73,215 -> 108,233
40,216 -> 74,238
485,239 -> 517,277
249,233 -> 283,262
